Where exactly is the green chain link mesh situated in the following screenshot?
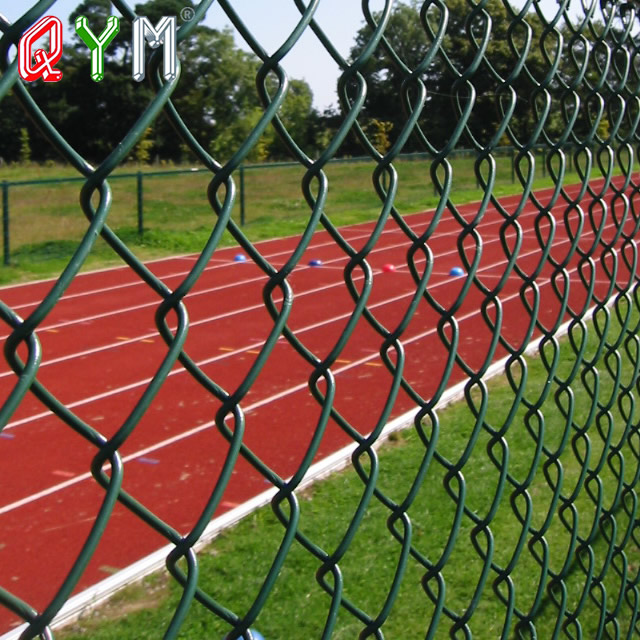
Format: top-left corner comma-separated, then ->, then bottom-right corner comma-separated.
2,0 -> 640,638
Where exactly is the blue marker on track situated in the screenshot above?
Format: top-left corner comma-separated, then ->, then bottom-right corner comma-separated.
234,253 -> 247,262
449,266 -> 464,277
309,259 -> 322,267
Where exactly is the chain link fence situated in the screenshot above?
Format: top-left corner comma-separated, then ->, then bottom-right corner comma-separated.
2,0 -> 640,638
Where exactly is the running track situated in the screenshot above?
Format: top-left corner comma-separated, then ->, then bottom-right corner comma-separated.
0,177 -> 637,634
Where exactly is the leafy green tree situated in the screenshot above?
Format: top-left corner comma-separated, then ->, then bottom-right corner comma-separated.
131,127 -> 154,163
155,25 -> 264,161
18,128 -> 31,163
349,0 -> 556,151
265,78 -> 315,159
365,118 -> 394,154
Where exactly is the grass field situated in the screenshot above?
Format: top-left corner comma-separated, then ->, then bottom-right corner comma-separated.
0,148 -> 600,285
55,303 -> 640,639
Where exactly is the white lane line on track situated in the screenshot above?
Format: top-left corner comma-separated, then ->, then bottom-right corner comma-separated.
0,215 -> 515,340
2,221 -> 612,434
0,191 -> 568,315
0,198 -> 584,356
0,201 -> 615,384
0,252 -> 599,516
1,228 -> 382,313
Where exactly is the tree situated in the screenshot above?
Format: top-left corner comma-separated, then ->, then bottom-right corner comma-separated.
2,1 -> 321,164
365,118 -> 394,154
19,128 -> 31,164
348,0 -> 555,152
265,78 -> 316,159
155,25 -> 265,161
131,127 -> 154,163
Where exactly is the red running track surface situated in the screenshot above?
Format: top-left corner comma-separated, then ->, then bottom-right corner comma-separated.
0,178 -> 636,633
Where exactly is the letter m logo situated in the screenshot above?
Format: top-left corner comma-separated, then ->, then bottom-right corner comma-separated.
132,16 -> 177,82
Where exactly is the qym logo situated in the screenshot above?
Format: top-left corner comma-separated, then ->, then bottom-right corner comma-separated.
18,15 -> 178,83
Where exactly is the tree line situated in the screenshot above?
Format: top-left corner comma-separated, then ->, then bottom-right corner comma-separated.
1,0 -> 631,165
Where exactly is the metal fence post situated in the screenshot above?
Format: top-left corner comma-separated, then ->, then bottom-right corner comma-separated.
511,147 -> 515,184
567,146 -> 573,174
137,172 -> 144,235
2,181 -> 9,266
240,165 -> 246,226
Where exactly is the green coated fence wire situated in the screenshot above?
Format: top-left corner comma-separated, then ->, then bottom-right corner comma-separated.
2,0 -> 640,638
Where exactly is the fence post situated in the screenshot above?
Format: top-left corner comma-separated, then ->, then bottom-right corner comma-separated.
239,165 -> 246,226
511,147 -> 515,184
137,171 -> 144,235
2,181 -> 8,266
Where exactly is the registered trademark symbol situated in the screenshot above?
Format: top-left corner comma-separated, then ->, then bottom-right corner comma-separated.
180,7 -> 195,22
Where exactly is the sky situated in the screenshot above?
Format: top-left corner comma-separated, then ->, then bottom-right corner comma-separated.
2,0 -> 582,111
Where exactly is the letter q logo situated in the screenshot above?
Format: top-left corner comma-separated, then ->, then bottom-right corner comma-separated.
18,16 -> 64,82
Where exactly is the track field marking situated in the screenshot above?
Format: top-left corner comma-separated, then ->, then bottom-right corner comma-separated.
0,214 -> 613,385
0,255 -> 596,517
52,470 -> 75,478
1,231 -> 612,433
0,211 -> 577,355
98,566 -> 121,575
